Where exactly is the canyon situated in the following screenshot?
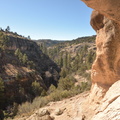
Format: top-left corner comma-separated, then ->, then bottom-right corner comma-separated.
1,0 -> 120,119
17,0 -> 120,119
0,32 -> 60,114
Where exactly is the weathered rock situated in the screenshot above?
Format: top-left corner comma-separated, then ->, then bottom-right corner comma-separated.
27,114 -> 53,120
54,108 -> 64,116
91,15 -> 120,88
92,80 -> 120,120
38,109 -> 50,117
81,0 -> 120,24
81,0 -> 120,119
90,10 -> 104,31
81,0 -> 120,88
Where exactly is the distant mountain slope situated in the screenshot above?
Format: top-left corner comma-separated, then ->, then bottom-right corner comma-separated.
39,35 -> 96,82
34,39 -> 65,47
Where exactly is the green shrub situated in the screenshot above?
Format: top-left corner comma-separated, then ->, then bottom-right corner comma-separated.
60,90 -> 72,99
32,81 -> 43,96
58,76 -> 76,90
48,84 -> 56,94
80,82 -> 90,92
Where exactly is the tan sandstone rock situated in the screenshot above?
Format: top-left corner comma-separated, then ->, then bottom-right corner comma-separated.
81,0 -> 120,90
92,80 -> 120,120
81,0 -> 120,24
81,0 -> 120,119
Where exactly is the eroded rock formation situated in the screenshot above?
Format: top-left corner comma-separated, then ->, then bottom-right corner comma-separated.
81,0 -> 120,119
82,0 -> 120,88
82,0 -> 120,24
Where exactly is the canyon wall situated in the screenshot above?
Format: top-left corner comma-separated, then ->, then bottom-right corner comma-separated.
0,33 -> 60,111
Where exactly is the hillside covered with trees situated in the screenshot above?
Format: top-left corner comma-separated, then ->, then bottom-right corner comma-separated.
0,27 -> 96,119
39,35 -> 96,81
16,36 -> 96,118
0,28 -> 60,119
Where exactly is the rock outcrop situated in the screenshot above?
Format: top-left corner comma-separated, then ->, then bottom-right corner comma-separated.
92,80 -> 120,120
2,34 -> 60,87
82,0 -> 120,24
81,0 -> 120,96
81,0 -> 120,119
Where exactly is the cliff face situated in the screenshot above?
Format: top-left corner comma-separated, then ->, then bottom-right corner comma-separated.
82,0 -> 120,24
81,0 -> 120,91
7,36 -> 37,51
0,33 -> 60,109
6,36 -> 59,73
91,11 -> 120,87
81,0 -> 120,119
82,0 -> 120,88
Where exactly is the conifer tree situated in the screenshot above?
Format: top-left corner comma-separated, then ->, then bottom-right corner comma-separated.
63,52 -> 68,68
22,54 -> 28,64
0,77 -> 5,108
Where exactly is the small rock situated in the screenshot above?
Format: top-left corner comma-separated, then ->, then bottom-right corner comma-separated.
38,109 -> 50,117
55,108 -> 64,116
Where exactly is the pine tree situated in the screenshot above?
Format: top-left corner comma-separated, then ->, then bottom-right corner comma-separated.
0,77 -> 5,108
0,31 -> 8,50
63,52 -> 67,68
60,68 -> 67,78
28,35 -> 31,40
59,55 -> 63,67
32,81 -> 43,96
67,54 -> 71,68
22,54 -> 28,64
6,26 -> 10,32
15,48 -> 21,56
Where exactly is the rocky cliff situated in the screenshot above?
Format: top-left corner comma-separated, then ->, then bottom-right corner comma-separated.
5,35 -> 60,74
81,0 -> 120,97
81,0 -> 120,119
0,32 -> 60,112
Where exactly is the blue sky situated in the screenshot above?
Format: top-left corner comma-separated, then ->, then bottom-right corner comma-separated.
0,0 -> 95,40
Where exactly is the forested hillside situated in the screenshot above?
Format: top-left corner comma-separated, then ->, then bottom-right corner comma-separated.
0,29 -> 60,119
15,36 -> 96,118
40,36 -> 96,81
34,39 -> 65,47
0,28 -> 96,119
